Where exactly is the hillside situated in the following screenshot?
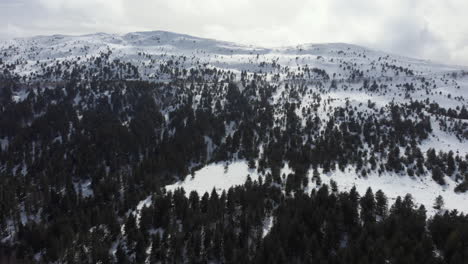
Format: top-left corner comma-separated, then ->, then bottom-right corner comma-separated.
0,31 -> 467,263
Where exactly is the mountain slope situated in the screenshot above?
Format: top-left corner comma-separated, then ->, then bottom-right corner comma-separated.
0,31 -> 467,263
1,31 -> 468,205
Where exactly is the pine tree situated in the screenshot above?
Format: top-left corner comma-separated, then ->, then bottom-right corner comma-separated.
330,179 -> 338,193
375,190 -> 388,219
360,188 -> 376,225
433,195 -> 444,210
432,166 -> 445,185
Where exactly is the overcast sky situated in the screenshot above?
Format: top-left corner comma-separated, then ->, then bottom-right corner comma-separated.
1,0 -> 468,65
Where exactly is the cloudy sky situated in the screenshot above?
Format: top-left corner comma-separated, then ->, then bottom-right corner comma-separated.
1,0 -> 468,65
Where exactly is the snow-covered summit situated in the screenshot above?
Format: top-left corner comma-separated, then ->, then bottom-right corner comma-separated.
2,30 -> 466,82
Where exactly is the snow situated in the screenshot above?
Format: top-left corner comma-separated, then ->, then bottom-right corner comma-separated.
419,117 -> 468,156
319,167 -> 468,216
0,138 -> 8,150
134,195 -> 153,226
136,195 -> 153,211
74,180 -> 94,198
166,161 -> 259,195
165,160 -> 468,216
12,90 -> 29,103
2,30 -> 468,220
262,216 -> 274,238
4,30 -> 468,89
166,160 -> 294,195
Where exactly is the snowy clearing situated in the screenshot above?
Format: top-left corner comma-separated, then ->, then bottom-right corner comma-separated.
166,160 -> 468,216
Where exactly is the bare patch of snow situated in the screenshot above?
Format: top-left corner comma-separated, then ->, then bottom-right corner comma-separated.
262,216 -> 274,238
319,167 -> 468,215
165,160 -> 468,216
166,160 -> 259,195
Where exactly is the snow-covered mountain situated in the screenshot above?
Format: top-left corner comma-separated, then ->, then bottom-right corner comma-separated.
2,30 -> 467,85
1,31 -> 468,215
2,34 -> 468,185
1,30 -> 468,263
2,31 -> 466,114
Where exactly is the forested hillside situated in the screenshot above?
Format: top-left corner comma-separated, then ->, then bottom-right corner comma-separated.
0,31 -> 467,263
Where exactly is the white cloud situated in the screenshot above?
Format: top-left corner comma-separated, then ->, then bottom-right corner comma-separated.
1,0 -> 467,65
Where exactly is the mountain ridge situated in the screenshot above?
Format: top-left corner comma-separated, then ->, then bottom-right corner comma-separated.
3,30 -> 460,67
